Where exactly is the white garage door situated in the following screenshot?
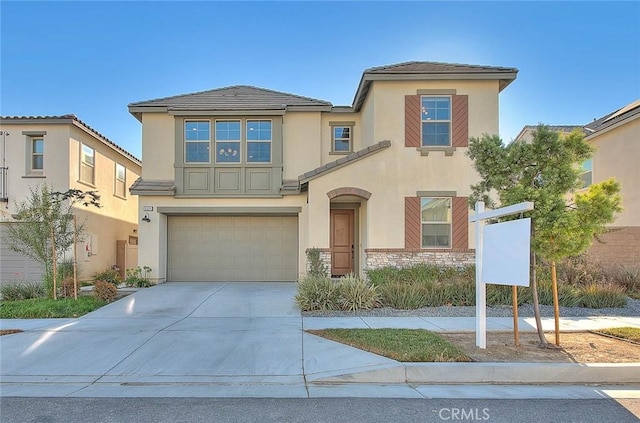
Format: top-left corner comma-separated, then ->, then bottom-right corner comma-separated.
0,224 -> 44,285
167,215 -> 298,282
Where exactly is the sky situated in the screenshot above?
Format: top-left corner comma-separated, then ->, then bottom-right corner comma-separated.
1,1 -> 639,160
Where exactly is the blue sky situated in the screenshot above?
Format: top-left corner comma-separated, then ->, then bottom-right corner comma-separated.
1,1 -> 639,159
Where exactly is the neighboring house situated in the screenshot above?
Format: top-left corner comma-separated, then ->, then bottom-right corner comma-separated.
0,115 -> 142,283
128,61 -> 518,283
515,99 -> 640,266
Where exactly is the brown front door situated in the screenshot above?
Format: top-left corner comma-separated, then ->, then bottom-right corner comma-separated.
330,209 -> 354,277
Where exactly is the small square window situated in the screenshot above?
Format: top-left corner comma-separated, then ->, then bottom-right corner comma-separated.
332,126 -> 352,152
185,120 -> 211,163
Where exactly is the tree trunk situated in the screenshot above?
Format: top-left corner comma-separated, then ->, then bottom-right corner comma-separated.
551,260 -> 560,345
530,224 -> 548,346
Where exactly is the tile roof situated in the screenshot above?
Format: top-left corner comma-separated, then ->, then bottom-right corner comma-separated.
353,61 -> 518,111
364,61 -> 518,74
514,125 -> 584,142
129,85 -> 332,112
584,99 -> 640,136
0,114 -> 141,164
298,140 -> 391,184
129,178 -> 176,196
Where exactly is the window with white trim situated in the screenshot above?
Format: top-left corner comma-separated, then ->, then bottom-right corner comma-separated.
80,144 -> 95,185
421,96 -> 451,146
115,163 -> 126,197
215,120 -> 241,163
332,126 -> 352,152
246,120 -> 271,163
31,138 -> 44,171
421,197 -> 451,248
580,159 -> 592,188
185,120 -> 210,163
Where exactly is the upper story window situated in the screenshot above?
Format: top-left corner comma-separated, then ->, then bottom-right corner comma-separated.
421,197 -> 451,248
580,159 -> 592,188
332,126 -> 352,153
115,163 -> 126,198
80,144 -> 95,185
31,138 -> 44,171
185,120 -> 210,163
421,96 -> 451,146
247,120 -> 271,163
215,120 -> 241,163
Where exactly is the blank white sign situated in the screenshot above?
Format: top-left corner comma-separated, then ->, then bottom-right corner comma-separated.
481,218 -> 531,287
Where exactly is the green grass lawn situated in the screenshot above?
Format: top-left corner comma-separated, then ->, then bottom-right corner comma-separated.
307,328 -> 471,362
597,327 -> 640,343
0,296 -> 107,318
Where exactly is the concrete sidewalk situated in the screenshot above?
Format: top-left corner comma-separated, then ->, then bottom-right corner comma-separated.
1,282 -> 639,398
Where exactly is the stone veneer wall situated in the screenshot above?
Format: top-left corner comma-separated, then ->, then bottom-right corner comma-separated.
587,227 -> 640,267
304,248 -> 332,277
365,249 -> 475,271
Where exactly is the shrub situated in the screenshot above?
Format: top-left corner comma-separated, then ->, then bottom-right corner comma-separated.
611,266 -> 640,294
306,248 -> 328,277
59,277 -> 76,298
337,274 -> 381,311
295,274 -> 340,311
578,283 -> 627,308
366,266 -> 404,286
93,280 -> 117,302
124,266 -> 153,287
93,267 -> 121,286
0,281 -> 45,301
379,282 -> 429,309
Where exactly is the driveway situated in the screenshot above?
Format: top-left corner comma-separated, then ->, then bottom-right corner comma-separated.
0,282 -> 395,397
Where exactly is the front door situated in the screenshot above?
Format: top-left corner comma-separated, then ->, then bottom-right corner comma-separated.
330,209 -> 354,277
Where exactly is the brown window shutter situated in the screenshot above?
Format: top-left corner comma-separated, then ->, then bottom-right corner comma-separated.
405,197 -> 421,249
405,95 -> 421,147
452,95 -> 469,147
452,196 -> 469,249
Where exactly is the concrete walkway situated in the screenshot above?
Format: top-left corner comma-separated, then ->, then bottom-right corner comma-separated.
1,282 -> 639,398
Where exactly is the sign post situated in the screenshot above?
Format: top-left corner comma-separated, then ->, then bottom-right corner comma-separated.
469,201 -> 534,349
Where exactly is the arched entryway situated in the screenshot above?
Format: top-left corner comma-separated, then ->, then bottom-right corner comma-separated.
326,187 -> 371,277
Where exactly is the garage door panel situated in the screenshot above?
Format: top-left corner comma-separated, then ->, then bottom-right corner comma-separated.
167,215 -> 298,282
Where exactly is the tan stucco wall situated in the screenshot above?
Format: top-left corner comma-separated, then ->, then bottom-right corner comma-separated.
320,112 -> 362,163
307,146 -> 475,249
367,80 -> 500,143
141,113 -> 175,179
586,116 -> 640,227
137,195 -> 308,282
282,112 -> 322,180
0,122 -> 141,282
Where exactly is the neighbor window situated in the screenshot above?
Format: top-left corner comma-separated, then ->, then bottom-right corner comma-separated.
332,126 -> 352,152
215,120 -> 241,163
185,120 -> 210,163
421,96 -> 451,146
115,163 -> 126,197
31,138 -> 44,170
421,197 -> 451,248
247,120 -> 271,163
580,159 -> 592,188
80,144 -> 95,185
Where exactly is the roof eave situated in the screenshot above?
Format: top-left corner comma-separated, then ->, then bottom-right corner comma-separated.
352,71 -> 518,111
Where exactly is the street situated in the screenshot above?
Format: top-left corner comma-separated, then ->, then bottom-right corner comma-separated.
1,397 -> 638,423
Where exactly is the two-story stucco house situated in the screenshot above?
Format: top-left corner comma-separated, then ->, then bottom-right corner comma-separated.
0,115 -> 142,283
515,100 -> 640,266
128,62 -> 518,283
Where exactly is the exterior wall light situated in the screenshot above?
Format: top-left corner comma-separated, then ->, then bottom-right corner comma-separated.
142,213 -> 151,223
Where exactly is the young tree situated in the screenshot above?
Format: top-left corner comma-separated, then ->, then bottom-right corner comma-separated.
467,125 -> 621,346
5,185 -> 100,298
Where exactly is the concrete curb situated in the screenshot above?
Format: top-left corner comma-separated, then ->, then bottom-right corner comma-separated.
312,362 -> 640,385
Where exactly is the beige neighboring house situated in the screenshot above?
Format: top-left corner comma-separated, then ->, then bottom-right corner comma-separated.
128,61 -> 518,283
515,99 -> 640,266
0,115 -> 142,284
